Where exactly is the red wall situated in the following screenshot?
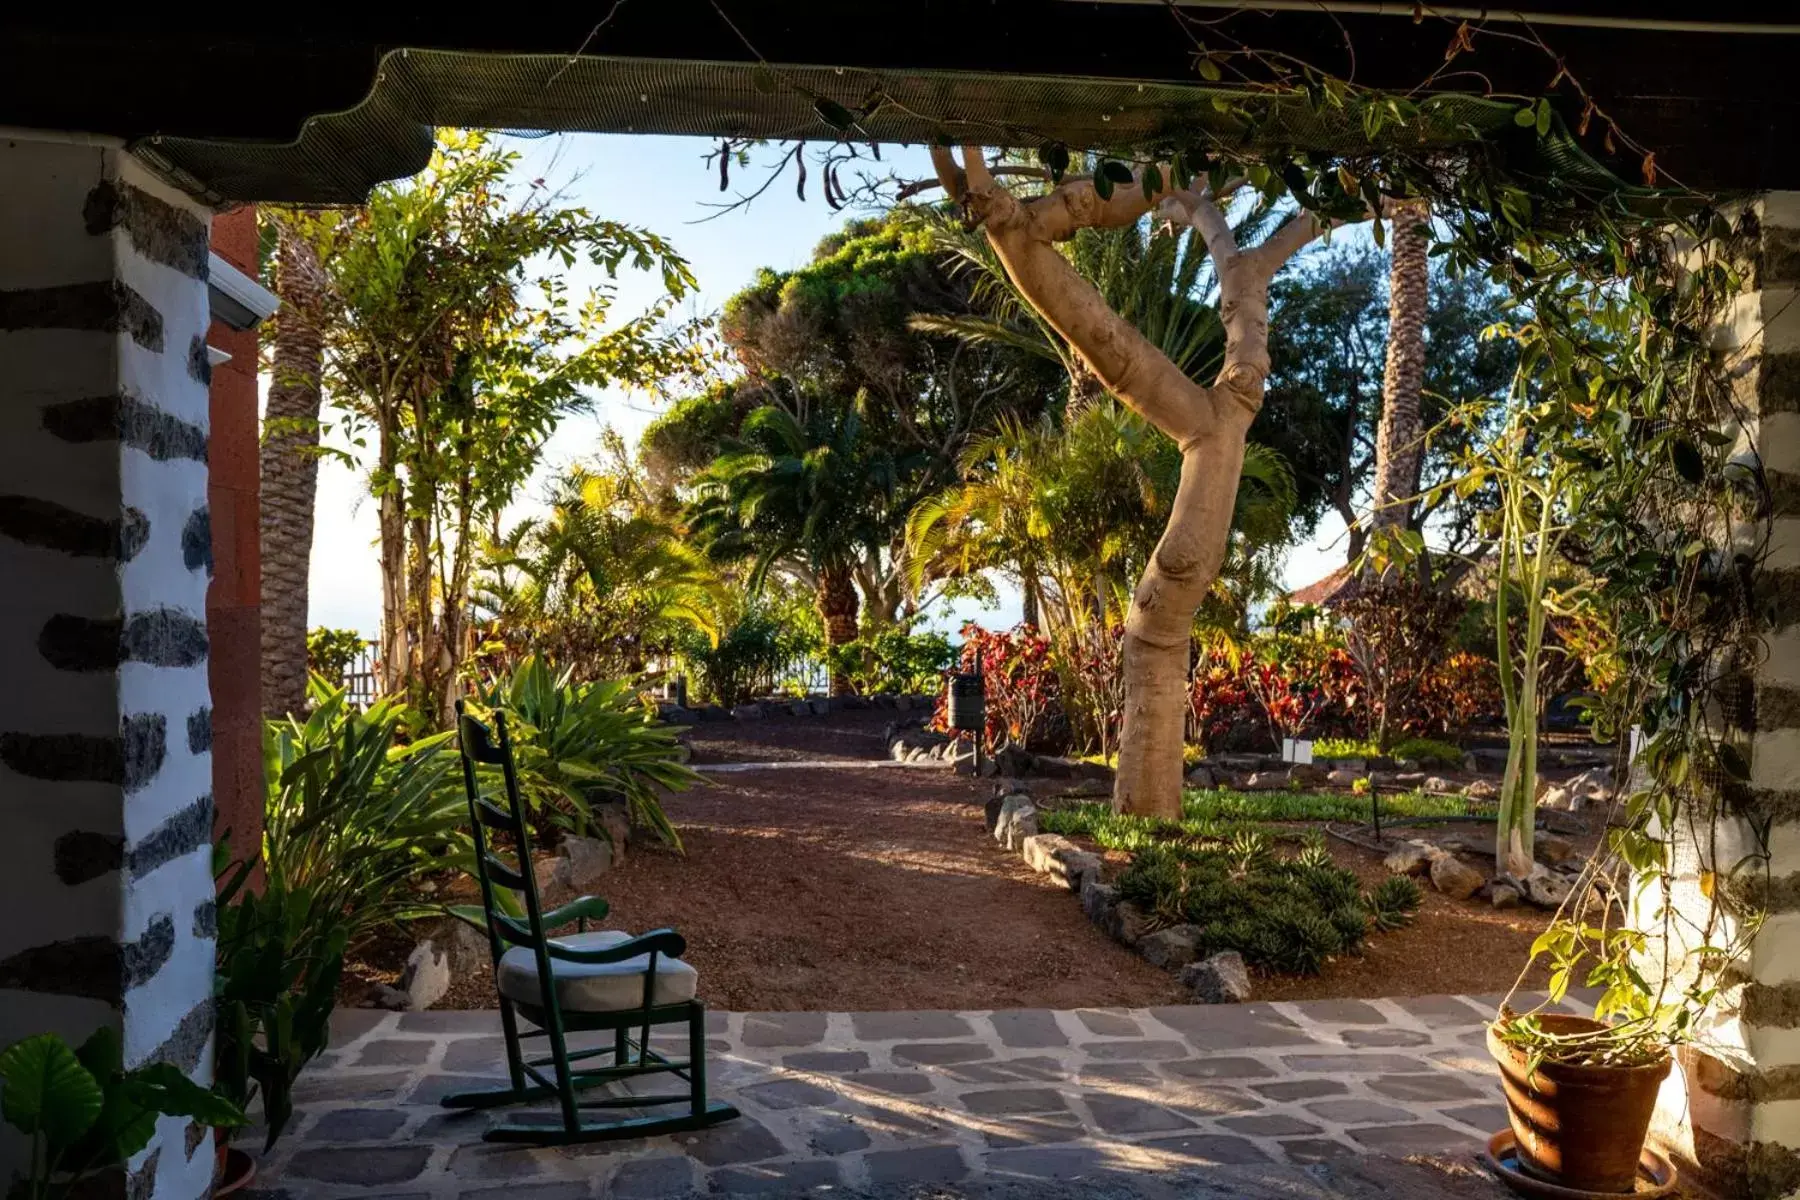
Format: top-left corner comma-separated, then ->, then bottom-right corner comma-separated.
207,207 -> 264,859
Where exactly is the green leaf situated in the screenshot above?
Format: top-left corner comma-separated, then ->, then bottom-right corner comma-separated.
1515,104 -> 1538,128
1142,163 -> 1164,198
1198,56 -> 1223,82
0,1034 -> 103,1147
1093,167 -> 1115,201
812,98 -> 857,132
1717,743 -> 1752,781
1671,438 -> 1706,483
1536,98 -> 1553,136
1099,160 -> 1135,185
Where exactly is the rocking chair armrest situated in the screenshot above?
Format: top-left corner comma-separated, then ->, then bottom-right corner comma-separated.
541,895 -> 611,931
546,927 -> 687,964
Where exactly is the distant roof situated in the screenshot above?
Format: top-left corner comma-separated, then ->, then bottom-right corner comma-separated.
4,3 -> 1799,202
1287,567 -> 1356,609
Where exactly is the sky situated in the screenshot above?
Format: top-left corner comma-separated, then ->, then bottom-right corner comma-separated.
301,132 -> 1351,639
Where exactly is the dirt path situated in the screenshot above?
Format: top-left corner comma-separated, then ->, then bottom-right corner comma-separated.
394,709 -> 1551,1013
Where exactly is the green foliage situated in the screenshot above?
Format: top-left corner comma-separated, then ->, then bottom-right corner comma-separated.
1041,787 -> 1465,848
476,655 -> 697,849
825,626 -> 954,696
215,848 -> 348,1151
262,678 -> 468,944
0,1029 -> 243,1199
1369,875 -> 1425,931
477,440 -> 719,679
1312,735 -> 1464,767
676,589 -> 821,706
282,130 -> 702,723
1114,841 -> 1375,977
1260,245 -> 1513,540
305,627 -> 366,684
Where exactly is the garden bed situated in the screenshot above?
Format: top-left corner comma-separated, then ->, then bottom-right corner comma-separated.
341,710 -> 1585,1012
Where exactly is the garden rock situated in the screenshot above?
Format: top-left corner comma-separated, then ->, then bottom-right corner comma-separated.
1114,901 -> 1151,948
398,940 -> 450,1011
993,743 -> 1035,777
561,835 -> 614,890
1489,883 -> 1522,910
789,700 -> 811,717
1428,853 -> 1485,901
1534,834 -> 1576,866
1463,779 -> 1499,801
1523,865 -> 1575,909
1185,765 -> 1215,788
993,796 -> 1040,851
1423,776 -> 1458,793
1327,768 -> 1363,787
1081,877 -> 1120,931
1537,784 -> 1577,812
657,703 -> 697,726
1288,763 -> 1330,787
732,703 -> 764,721
1021,834 -> 1092,887
1139,924 -> 1204,970
534,854 -> 572,898
1243,771 -> 1289,792
1181,951 -> 1251,1004
1383,843 -> 1434,877
1393,771 -> 1429,787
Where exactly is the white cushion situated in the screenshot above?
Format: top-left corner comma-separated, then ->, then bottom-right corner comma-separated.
497,930 -> 697,1013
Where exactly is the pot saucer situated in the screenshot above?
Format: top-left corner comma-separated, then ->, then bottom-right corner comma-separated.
1485,1130 -> 1677,1199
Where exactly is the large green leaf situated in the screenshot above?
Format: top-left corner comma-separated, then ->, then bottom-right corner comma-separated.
0,1034 -> 103,1146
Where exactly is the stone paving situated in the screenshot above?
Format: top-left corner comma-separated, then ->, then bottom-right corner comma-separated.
242,994 -> 1572,1198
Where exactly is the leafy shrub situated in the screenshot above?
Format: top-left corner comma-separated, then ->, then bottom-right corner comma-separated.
1054,621 -> 1127,758
677,603 -> 816,706
1114,840 -> 1376,977
1369,875 -> 1424,931
0,1029 -> 243,1197
825,626 -> 954,695
932,623 -> 1068,752
306,626 -> 368,684
1336,580 -> 1469,749
261,680 -> 467,943
478,655 -> 697,848
1187,636 -> 1362,755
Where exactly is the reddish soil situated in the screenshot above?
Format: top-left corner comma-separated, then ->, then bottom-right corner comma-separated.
349,709 -> 1569,1011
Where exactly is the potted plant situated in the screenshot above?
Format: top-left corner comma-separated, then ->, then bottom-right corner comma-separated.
0,1028 -> 243,1199
212,844 -> 349,1188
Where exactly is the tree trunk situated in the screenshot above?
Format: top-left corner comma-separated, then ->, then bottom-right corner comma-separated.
817,565 -> 861,696
1369,199 -> 1430,542
376,416 -> 408,698
1020,572 -> 1041,629
258,226 -> 325,718
1114,437 -> 1246,813
926,145 -> 1346,818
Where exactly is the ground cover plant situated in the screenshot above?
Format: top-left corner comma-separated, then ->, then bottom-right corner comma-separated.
1040,786 -> 1469,850
1311,735 -> 1464,768
1113,832 -> 1422,976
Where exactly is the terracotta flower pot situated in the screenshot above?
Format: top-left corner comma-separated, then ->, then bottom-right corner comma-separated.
1487,1014 -> 1672,1194
213,1128 -> 257,1196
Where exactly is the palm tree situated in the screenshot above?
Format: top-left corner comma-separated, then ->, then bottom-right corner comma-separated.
475,465 -> 717,678
1369,199 -> 1431,548
688,402 -> 916,695
259,220 -> 326,718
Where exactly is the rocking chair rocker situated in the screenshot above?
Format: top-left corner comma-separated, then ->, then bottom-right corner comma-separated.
444,702 -> 738,1144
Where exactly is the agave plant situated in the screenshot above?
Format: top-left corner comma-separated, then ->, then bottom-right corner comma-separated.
260,677 -> 468,943
476,655 -> 698,850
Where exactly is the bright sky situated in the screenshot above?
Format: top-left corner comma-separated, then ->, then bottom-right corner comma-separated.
301,133 -> 1349,639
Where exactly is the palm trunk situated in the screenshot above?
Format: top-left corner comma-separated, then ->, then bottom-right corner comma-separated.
817,565 -> 861,696
1020,571 -> 1041,629
259,226 -> 325,718
376,416 -> 408,698
1369,199 -> 1430,544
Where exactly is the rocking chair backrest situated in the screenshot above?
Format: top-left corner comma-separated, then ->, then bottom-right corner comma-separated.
454,702 -> 559,988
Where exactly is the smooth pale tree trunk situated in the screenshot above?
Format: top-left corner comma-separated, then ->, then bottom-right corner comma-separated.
259,226 -> 325,718
1370,199 -> 1430,541
817,565 -> 861,696
930,146 -> 1350,817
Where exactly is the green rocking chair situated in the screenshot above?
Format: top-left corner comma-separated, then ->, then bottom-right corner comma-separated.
444,702 -> 739,1144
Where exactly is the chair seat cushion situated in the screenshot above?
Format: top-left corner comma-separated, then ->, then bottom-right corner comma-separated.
497,931 -> 698,1013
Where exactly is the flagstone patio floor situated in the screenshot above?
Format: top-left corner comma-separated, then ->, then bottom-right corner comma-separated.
244,993 -> 1571,1199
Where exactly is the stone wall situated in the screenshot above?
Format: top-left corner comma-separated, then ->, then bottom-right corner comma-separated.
1649,192 -> 1800,1200
0,135 -> 217,1200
